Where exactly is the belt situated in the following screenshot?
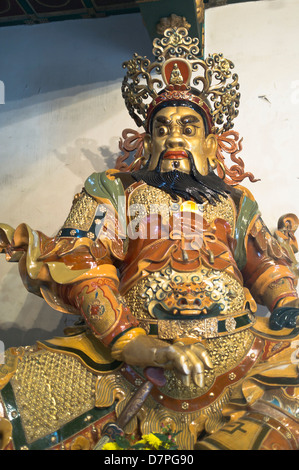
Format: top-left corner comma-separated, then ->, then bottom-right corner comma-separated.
139,310 -> 255,340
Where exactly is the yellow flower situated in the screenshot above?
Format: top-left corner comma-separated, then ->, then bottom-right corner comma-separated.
143,434 -> 162,449
136,438 -> 147,445
102,442 -> 122,450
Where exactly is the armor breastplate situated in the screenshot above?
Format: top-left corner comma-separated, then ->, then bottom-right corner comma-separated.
121,183 -> 256,340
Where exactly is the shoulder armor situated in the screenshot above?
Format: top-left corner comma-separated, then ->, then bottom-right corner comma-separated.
58,170 -> 125,238
84,170 -> 125,211
233,185 -> 260,271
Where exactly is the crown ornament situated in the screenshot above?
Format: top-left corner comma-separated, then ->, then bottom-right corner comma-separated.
122,25 -> 240,135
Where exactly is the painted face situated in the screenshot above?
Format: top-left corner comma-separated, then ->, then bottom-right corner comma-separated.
145,106 -> 217,175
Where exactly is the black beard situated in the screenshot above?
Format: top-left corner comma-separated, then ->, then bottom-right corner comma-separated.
131,151 -> 231,205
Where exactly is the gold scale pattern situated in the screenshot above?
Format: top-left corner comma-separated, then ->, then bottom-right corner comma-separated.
10,350 -> 97,443
60,190 -> 98,232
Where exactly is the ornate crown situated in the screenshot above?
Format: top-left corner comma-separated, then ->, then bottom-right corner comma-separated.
122,25 -> 240,135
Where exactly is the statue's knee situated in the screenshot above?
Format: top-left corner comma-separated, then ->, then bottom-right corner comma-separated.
195,410 -> 298,450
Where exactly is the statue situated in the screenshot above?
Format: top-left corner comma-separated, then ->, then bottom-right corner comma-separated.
0,25 -> 298,451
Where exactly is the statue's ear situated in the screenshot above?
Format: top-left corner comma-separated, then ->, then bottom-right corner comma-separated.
143,133 -> 152,161
205,134 -> 218,169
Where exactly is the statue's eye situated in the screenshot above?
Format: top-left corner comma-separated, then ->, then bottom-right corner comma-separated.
157,126 -> 168,136
184,126 -> 194,136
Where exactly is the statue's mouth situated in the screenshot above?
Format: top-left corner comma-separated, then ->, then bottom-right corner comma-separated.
163,150 -> 189,160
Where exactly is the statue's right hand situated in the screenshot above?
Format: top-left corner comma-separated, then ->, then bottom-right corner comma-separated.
120,335 -> 213,388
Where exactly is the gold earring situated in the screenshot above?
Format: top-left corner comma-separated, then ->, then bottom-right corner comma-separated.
216,159 -> 226,180
130,155 -> 146,170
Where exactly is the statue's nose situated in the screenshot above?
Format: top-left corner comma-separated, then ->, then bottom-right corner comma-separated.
165,128 -> 185,148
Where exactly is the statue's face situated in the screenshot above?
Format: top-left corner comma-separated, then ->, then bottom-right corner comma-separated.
145,106 -> 217,175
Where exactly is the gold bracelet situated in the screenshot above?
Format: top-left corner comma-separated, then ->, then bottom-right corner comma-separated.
111,327 -> 147,360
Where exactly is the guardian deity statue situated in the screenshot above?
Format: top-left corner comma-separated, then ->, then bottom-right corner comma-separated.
0,23 -> 298,450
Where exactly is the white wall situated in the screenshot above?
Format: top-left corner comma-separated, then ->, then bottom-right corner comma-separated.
205,0 -> 299,223
0,0 -> 298,348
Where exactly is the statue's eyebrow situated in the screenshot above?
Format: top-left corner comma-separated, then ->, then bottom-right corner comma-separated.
179,115 -> 200,125
155,116 -> 172,125
154,114 -> 200,126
